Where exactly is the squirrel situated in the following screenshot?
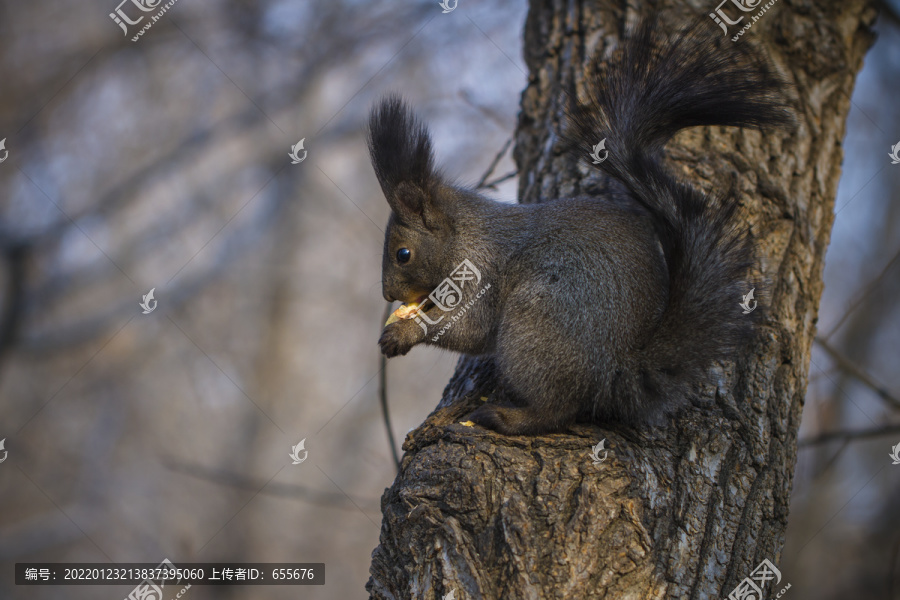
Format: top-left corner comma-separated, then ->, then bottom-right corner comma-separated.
368,19 -> 792,436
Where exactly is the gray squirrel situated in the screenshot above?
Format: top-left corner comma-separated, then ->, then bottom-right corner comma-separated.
368,19 -> 792,435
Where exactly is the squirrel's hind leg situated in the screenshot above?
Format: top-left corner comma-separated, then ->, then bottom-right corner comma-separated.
465,402 -> 577,436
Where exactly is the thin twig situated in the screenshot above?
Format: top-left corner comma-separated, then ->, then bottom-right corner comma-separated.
480,170 -> 518,190
475,137 -> 514,189
809,368 -> 836,382
890,532 -> 900,600
880,0 -> 900,27
798,422 -> 900,447
815,337 -> 900,410
458,89 -> 509,130
163,458 -> 379,510
822,245 -> 900,341
380,302 -> 402,472
814,438 -> 850,479
0,243 -> 27,379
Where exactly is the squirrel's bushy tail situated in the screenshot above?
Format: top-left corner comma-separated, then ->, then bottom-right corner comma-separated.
565,19 -> 792,425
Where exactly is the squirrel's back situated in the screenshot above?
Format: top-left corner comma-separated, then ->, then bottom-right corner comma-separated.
557,18 -> 793,427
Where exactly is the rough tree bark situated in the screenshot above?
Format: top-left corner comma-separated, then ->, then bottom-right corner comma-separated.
367,1 -> 877,598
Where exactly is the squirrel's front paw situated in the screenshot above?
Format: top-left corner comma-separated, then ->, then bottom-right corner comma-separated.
378,324 -> 418,357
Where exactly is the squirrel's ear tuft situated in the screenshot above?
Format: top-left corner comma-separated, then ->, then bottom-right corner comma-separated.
367,95 -> 441,205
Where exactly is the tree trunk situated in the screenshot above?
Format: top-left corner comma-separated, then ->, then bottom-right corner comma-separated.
367,1 -> 877,598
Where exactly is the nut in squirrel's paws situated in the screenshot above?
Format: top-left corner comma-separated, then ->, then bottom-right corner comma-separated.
385,299 -> 426,326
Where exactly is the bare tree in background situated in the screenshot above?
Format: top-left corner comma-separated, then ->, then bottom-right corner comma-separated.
1,1 -> 898,599
367,1 -> 880,598
0,3 -> 519,599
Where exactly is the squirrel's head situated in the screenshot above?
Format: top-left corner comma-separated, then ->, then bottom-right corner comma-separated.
368,96 -> 459,304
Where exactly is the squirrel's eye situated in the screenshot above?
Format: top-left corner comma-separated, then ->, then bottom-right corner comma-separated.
396,248 -> 411,264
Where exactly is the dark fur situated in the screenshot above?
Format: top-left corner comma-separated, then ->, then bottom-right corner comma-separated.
369,19 -> 792,435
